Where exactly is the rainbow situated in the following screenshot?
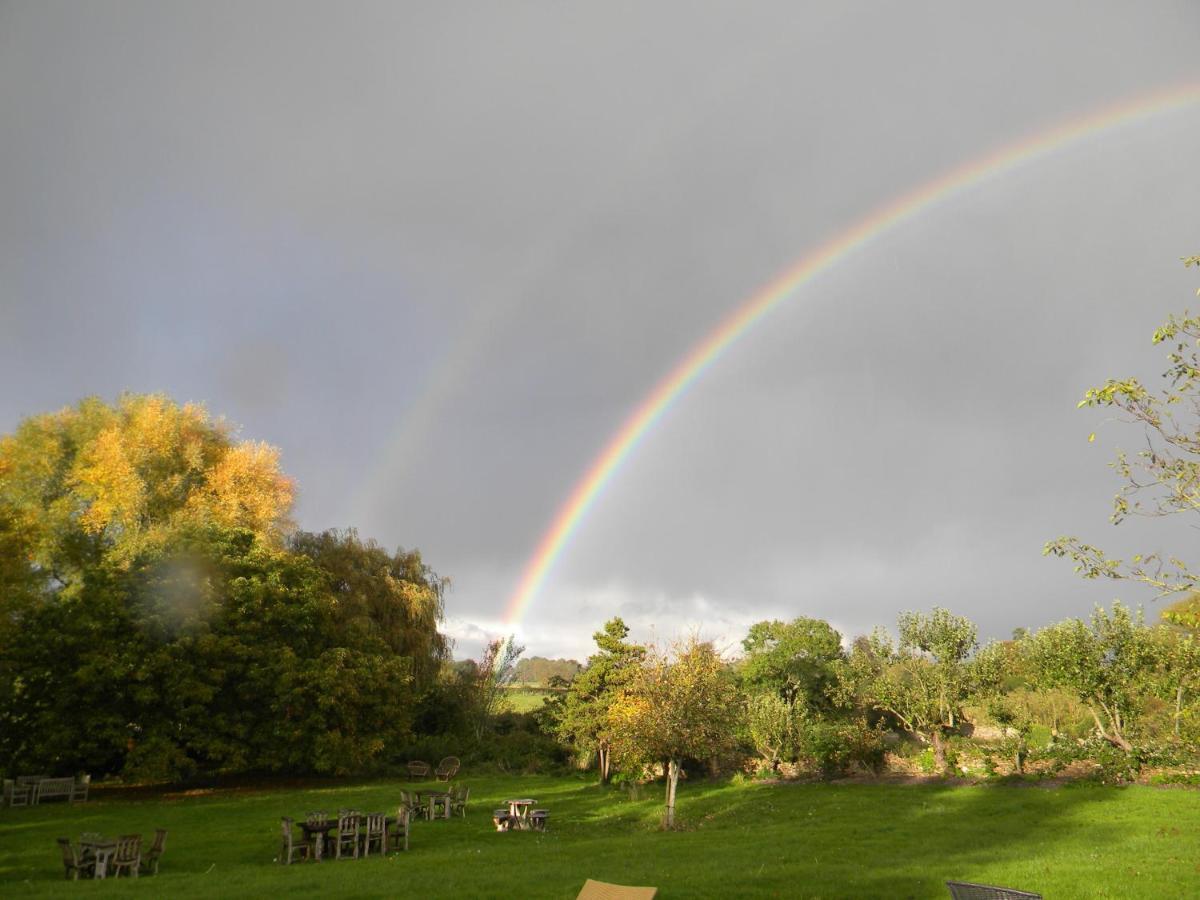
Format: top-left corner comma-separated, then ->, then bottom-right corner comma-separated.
503,84 -> 1200,625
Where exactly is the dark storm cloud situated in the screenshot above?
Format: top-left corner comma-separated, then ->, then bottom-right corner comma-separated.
2,1 -> 1198,659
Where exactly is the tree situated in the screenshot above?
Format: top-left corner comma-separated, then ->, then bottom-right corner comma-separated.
1025,602 -> 1158,752
848,608 -> 996,773
745,692 -> 800,772
0,393 -> 293,597
1046,257 -> 1200,598
288,529 -> 449,692
608,638 -> 739,828
461,636 -> 524,742
550,618 -> 644,783
739,617 -> 844,710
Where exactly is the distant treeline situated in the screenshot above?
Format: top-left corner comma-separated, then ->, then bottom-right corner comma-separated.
511,657 -> 582,687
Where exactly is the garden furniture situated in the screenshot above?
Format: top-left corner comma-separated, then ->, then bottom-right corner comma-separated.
449,784 -> 470,817
400,790 -> 421,817
406,760 -> 430,780
80,834 -> 118,879
360,812 -> 387,857
576,879 -> 658,899
107,834 -> 142,878
56,837 -> 90,880
389,806 -> 412,852
3,779 -> 31,807
280,817 -> 312,864
417,788 -> 452,819
140,828 -> 167,875
504,798 -> 535,829
946,881 -> 1043,899
335,810 -> 361,860
531,810 -> 549,831
32,776 -> 80,805
435,756 -> 460,781
492,809 -> 512,831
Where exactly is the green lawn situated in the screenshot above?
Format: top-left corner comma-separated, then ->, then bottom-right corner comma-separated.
2,775 -> 1197,898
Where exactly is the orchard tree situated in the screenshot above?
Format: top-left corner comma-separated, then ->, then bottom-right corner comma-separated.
745,692 -> 800,772
1025,602 -> 1158,752
608,638 -> 739,828
551,618 -> 644,783
849,608 -> 996,773
1046,256 -> 1200,598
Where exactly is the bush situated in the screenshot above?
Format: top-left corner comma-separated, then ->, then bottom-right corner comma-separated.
799,719 -> 885,777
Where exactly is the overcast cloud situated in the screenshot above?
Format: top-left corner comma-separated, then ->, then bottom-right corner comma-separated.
3,1 -> 1199,661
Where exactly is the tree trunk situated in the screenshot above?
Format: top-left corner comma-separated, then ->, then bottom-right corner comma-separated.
1176,686 -> 1184,738
598,744 -> 610,784
664,759 -> 679,829
931,730 -> 947,774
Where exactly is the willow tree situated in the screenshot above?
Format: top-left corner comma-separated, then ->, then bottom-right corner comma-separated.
0,392 -> 294,595
608,638 -> 738,828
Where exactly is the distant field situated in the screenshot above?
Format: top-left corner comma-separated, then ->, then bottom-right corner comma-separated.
2,774 -> 1198,898
498,687 -> 558,713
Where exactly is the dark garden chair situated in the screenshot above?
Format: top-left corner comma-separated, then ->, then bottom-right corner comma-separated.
450,784 -> 470,817
389,806 -> 412,852
406,760 -> 430,780
57,838 -> 90,880
140,829 -> 167,875
946,881 -> 1043,899
435,756 -> 460,781
279,817 -> 311,864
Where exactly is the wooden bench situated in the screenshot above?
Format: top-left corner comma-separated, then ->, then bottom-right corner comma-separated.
32,776 -> 89,805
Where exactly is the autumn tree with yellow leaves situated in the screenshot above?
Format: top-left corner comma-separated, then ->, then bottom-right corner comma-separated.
608,638 -> 739,828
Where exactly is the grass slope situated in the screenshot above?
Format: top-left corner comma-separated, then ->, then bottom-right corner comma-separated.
1,775 -> 1196,898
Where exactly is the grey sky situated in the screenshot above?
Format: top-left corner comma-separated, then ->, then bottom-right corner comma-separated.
3,1 -> 1199,661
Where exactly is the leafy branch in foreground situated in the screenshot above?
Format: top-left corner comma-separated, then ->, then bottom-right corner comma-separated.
1045,255 -> 1200,599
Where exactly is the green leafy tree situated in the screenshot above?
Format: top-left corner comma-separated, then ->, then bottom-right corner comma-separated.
739,617 -> 844,709
288,529 -> 449,692
848,608 -> 995,773
1025,602 -> 1159,752
550,618 -> 644,782
745,692 -> 800,772
608,638 -> 739,828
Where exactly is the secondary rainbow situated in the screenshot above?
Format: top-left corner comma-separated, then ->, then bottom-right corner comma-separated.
503,83 -> 1200,625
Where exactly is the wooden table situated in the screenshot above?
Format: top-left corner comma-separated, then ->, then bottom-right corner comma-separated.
80,837 -> 117,879
299,816 -> 395,861
417,790 -> 452,820
504,799 -> 535,830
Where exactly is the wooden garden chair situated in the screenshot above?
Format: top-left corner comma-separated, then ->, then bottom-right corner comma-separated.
140,829 -> 167,875
108,834 -> 142,878
406,760 -> 430,780
449,784 -> 470,817
389,806 -> 412,852
335,811 -> 361,860
279,817 -> 311,864
435,756 -> 460,781
56,838 -> 90,880
576,879 -> 658,899
4,779 -> 31,807
360,812 -> 387,857
946,881 -> 1043,899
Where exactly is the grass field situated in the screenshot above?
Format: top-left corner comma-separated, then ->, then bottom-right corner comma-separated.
2,774 -> 1197,898
498,688 -> 557,713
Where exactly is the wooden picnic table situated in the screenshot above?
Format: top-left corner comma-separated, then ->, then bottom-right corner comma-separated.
505,799 -> 535,830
